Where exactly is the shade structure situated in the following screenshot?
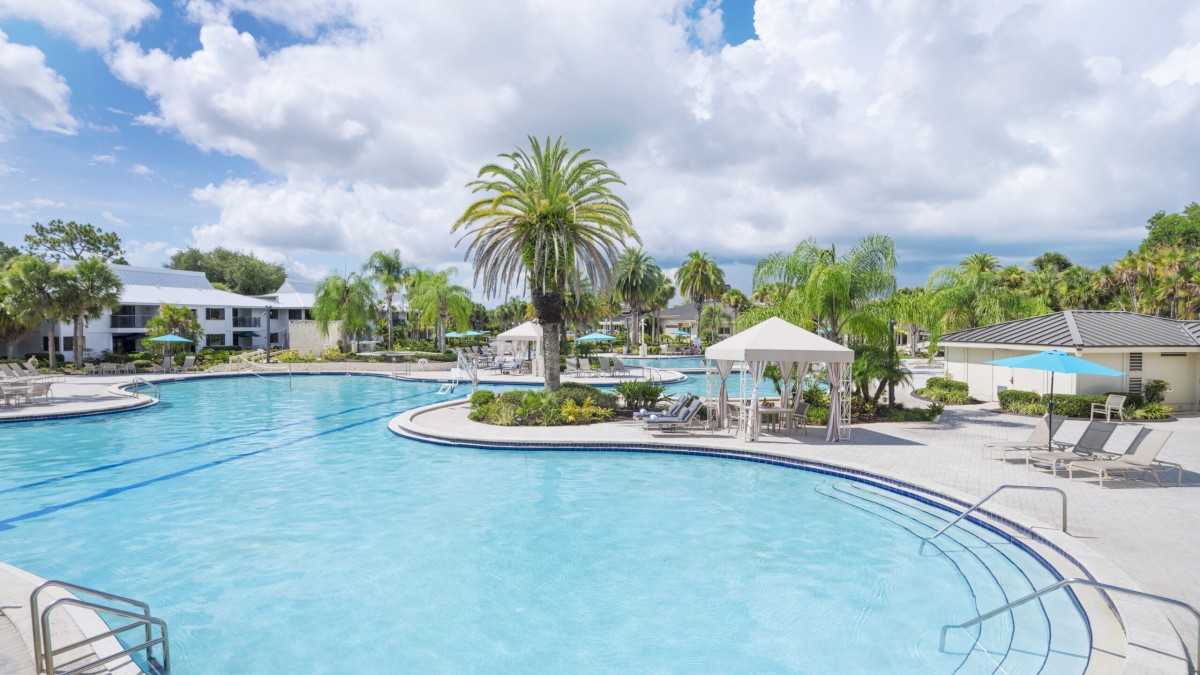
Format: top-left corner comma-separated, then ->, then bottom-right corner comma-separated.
496,321 -> 543,341
986,350 -> 1124,450
576,332 -> 616,342
147,334 -> 193,343
705,317 -> 853,363
670,330 -> 691,337
705,317 -> 855,442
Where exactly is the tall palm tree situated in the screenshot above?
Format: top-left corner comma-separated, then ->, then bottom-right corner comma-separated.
750,234 -> 896,342
1112,253 -> 1145,314
647,274 -> 675,340
364,249 -> 413,349
60,258 -> 123,367
613,247 -> 661,348
312,272 -> 379,350
2,255 -> 69,370
720,288 -> 751,325
452,135 -> 637,391
699,304 -> 731,341
409,269 -> 472,352
926,266 -> 1044,331
674,250 -> 725,342
960,252 -> 1001,273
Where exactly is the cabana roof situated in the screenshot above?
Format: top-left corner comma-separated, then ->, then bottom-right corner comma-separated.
705,317 -> 854,363
495,320 -> 542,341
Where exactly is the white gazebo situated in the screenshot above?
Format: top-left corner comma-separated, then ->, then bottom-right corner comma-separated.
705,317 -> 855,442
495,320 -> 543,376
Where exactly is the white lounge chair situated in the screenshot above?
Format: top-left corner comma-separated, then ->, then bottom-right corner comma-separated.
181,355 -> 198,372
987,414 -> 1066,458
641,399 -> 704,434
611,357 -> 631,378
1068,428 -> 1180,487
1090,394 -> 1127,422
1024,421 -> 1120,475
595,356 -> 612,376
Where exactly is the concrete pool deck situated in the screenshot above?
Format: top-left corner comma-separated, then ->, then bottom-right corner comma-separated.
393,398 -> 1200,673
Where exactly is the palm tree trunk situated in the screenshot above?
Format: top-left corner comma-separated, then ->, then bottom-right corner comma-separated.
74,313 -> 85,368
46,319 -> 57,372
437,316 -> 445,352
385,290 -> 394,349
543,321 -> 561,390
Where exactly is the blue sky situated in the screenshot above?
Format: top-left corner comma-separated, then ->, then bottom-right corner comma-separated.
1,0 -> 1199,303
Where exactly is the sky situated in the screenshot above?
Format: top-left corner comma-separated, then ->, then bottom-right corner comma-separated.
1,0 -> 1199,305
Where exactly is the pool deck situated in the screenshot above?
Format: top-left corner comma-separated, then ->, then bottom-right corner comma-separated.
393,393 -> 1200,673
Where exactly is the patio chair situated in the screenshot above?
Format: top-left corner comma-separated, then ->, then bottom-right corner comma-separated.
1068,428 -> 1180,487
987,414 -> 1066,458
181,355 -> 198,372
778,396 -> 811,435
83,363 -> 98,375
634,393 -> 692,419
148,356 -> 174,374
612,357 -> 631,378
22,382 -> 53,405
1023,421 -> 1120,474
1090,394 -> 1127,422
0,364 -> 22,381
641,399 -> 703,434
596,356 -> 613,376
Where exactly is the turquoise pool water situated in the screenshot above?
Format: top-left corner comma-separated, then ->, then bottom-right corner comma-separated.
0,376 -> 1089,673
620,356 -> 707,369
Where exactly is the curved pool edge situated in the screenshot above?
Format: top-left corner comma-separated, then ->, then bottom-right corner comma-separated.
391,397 -> 1190,673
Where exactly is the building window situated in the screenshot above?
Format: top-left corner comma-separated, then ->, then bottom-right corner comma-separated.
289,309 -> 304,321
206,334 -> 226,347
206,308 -> 226,320
270,309 -> 279,320
41,336 -> 61,351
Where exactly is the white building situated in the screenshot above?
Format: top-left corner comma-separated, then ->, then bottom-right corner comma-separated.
941,310 -> 1200,411
257,279 -> 316,348
7,264 -> 278,358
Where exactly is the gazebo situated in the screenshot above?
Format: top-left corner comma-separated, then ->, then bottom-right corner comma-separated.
705,317 -> 855,442
495,320 -> 543,376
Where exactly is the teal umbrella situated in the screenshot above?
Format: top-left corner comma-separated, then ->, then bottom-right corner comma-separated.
147,334 -> 192,343
576,332 -> 616,342
444,331 -> 464,339
670,330 -> 691,337
462,330 -> 486,336
987,350 -> 1124,449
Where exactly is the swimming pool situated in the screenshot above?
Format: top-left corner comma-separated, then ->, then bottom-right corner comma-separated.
620,356 -> 707,369
0,375 -> 1089,673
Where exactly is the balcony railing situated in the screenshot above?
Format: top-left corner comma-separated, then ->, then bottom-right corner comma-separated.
232,317 -> 262,328
110,314 -> 156,329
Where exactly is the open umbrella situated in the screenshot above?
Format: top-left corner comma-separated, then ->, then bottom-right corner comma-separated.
670,330 -> 691,337
576,332 -> 616,342
462,330 -> 486,337
986,350 -> 1124,450
444,331 -> 464,339
147,334 -> 193,344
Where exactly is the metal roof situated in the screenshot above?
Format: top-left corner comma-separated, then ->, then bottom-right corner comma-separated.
658,304 -> 700,320
83,263 -> 279,308
941,311 -> 1200,348
260,278 -> 316,309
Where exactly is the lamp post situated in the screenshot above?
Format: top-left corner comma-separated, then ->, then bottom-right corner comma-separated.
887,318 -> 897,408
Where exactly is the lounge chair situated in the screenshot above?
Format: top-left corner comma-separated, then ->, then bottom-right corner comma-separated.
181,355 -> 198,372
634,393 -> 692,419
1090,394 -> 1127,422
778,396 -> 811,435
1068,428 -> 1180,487
612,357 -> 631,378
596,356 -> 612,376
987,414 -> 1066,458
1023,421 -> 1119,475
21,382 -> 53,405
148,356 -> 174,374
641,399 -> 703,434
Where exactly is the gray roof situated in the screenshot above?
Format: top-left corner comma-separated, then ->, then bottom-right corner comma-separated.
941,311 -> 1200,348
658,304 -> 700,321
64,263 -> 277,308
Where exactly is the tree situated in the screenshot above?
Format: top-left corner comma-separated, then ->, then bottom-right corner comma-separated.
1141,203 -> 1200,252
24,220 -> 127,263
1030,251 -> 1072,273
409,269 -> 472,352
60,259 -> 123,367
145,304 -> 204,345
849,337 -> 912,406
3,256 -> 71,368
646,274 -> 675,340
166,247 -> 285,296
720,288 -> 751,325
960,252 -> 1001,273
452,135 -> 637,391
0,300 -> 35,359
749,234 -> 897,342
364,249 -> 413,349
312,272 -> 378,349
0,241 -> 18,267
926,263 -> 1044,331
699,304 -> 730,341
674,250 -> 725,343
613,247 -> 661,348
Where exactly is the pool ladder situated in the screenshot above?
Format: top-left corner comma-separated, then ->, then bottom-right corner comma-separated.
129,378 -> 160,400
30,580 -> 170,674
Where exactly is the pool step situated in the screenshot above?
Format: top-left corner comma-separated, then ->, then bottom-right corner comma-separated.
815,481 -> 1085,675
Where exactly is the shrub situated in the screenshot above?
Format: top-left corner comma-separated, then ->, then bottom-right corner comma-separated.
468,404 -> 492,422
803,382 -> 830,407
998,389 -> 1041,410
560,382 -> 618,410
884,403 -> 943,422
489,401 -> 521,426
1142,379 -> 1167,405
497,390 -> 525,406
23,352 -> 64,367
807,406 -> 830,425
131,359 -> 152,370
320,346 -> 345,360
614,381 -> 668,411
924,376 -> 968,394
470,390 -> 496,407
561,396 -> 614,424
1013,401 -> 1048,415
919,388 -> 973,405
1129,402 -> 1172,420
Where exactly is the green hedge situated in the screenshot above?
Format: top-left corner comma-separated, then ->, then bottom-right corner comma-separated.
998,389 -> 1041,409
924,377 -> 968,394
998,389 -> 1145,416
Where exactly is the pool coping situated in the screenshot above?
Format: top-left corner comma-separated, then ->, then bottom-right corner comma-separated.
392,396 -> 1192,673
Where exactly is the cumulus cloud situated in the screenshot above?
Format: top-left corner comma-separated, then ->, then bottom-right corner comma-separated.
91,154 -> 118,165
0,30 -> 77,134
82,0 -> 1200,283
101,209 -> 126,225
129,163 -> 152,175
124,239 -> 174,266
0,0 -> 158,49
0,196 -> 65,221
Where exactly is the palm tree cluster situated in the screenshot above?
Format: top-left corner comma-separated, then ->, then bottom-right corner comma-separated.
0,255 -> 123,367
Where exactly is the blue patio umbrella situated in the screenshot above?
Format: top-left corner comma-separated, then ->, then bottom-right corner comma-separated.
444,331 -> 464,339
576,332 -> 616,342
986,350 -> 1124,449
462,330 -> 486,337
670,330 -> 691,337
147,334 -> 192,343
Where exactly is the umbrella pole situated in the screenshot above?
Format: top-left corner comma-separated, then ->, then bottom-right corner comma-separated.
1048,372 -> 1055,451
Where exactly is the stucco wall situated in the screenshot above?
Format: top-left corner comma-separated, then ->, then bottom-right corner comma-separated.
289,320 -> 342,357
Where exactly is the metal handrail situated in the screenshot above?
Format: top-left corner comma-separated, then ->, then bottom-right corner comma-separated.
926,485 -> 1068,541
30,580 -> 169,674
940,577 -> 1200,671
130,377 -> 160,400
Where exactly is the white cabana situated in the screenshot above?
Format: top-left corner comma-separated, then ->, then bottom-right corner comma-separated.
496,320 -> 543,376
705,317 -> 855,442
